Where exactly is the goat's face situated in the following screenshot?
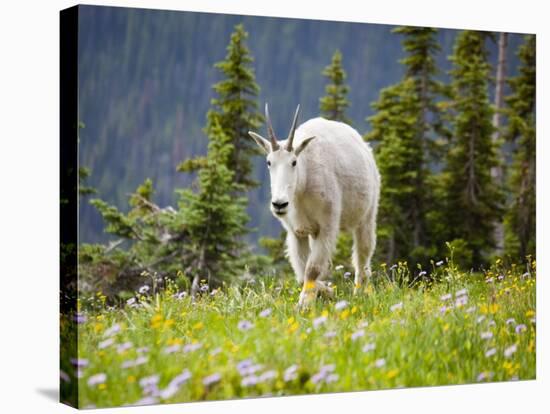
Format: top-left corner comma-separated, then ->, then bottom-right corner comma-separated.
248,104 -> 315,217
266,149 -> 298,216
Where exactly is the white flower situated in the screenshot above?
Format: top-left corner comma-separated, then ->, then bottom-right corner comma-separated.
390,302 -> 403,312
313,315 -> 327,328
98,338 -> 115,349
139,285 -> 150,294
126,297 -> 136,306
435,260 -> 444,266
237,320 -> 254,331
374,358 -> 386,368
87,373 -> 107,386
362,343 -> 376,352
440,293 -> 452,301
480,331 -> 493,340
351,329 -> 365,341
335,265 -> 344,271
104,323 -> 121,338
335,300 -> 349,311
504,344 -> 517,358
455,288 -> 468,297
324,330 -> 337,338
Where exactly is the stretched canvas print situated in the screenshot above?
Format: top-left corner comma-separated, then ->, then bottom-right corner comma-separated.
60,4 -> 537,409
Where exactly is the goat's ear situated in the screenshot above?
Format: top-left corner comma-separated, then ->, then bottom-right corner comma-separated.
248,131 -> 272,154
294,136 -> 316,156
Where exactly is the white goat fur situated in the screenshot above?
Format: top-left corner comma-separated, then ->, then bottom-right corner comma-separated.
251,115 -> 380,306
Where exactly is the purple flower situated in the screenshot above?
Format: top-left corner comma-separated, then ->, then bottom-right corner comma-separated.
506,318 -> 516,326
498,274 -> 505,281
104,323 -> 121,338
139,375 -> 160,389
485,348 -> 497,357
477,372 -> 494,382
238,320 -> 254,331
374,358 -> 386,368
313,315 -> 327,328
160,369 -> 192,399
362,343 -> 376,353
455,295 -> 468,307
87,373 -> 107,386
133,396 -> 158,406
344,272 -> 352,279
259,308 -> 272,318
455,288 -> 468,297
74,313 -> 87,324
202,373 -> 221,386
335,300 -> 349,311
283,364 -> 299,382
98,338 -> 115,349
209,347 -> 222,356
163,344 -> 181,354
476,315 -> 486,324
259,370 -> 277,382
70,358 -> 88,368
440,293 -> 452,301
324,330 -> 337,338
60,370 -> 71,383
126,297 -> 136,306
117,341 -> 133,354
480,331 -> 493,340
183,342 -> 202,353
310,371 -> 326,385
137,347 -> 149,354
325,373 -> 339,383
351,329 -> 365,341
241,375 -> 259,387
515,324 -> 527,334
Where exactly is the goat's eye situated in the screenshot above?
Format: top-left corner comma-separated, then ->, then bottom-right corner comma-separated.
291,160 -> 297,167
267,160 -> 271,167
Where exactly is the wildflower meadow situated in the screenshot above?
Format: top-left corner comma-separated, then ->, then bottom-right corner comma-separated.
61,257 -> 536,408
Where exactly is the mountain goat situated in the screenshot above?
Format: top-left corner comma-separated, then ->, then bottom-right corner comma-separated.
248,104 -> 380,307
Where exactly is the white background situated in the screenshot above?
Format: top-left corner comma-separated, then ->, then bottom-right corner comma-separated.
0,0 -> 547,412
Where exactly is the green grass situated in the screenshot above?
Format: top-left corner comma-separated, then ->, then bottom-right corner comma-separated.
61,258 -> 536,408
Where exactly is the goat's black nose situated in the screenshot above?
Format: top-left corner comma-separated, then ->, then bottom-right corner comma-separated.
272,201 -> 289,210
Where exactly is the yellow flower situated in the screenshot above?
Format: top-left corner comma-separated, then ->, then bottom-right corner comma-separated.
525,310 -> 535,318
443,323 -> 450,332
192,321 -> 204,330
340,309 -> 350,320
287,316 -> 295,325
150,313 -> 163,329
163,319 -> 175,329
304,281 -> 316,291
98,383 -> 107,390
386,369 -> 399,379
321,310 -> 329,318
94,323 -> 104,334
127,375 -> 136,383
351,306 -> 358,314
288,321 -> 299,334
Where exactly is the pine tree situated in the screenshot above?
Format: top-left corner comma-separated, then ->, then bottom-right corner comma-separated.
177,119 -> 248,292
441,30 -> 503,266
320,50 -> 351,124
504,35 -> 536,259
365,27 -> 445,266
179,24 -> 262,191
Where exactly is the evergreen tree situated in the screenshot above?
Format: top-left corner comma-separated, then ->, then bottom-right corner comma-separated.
440,30 -> 502,266
177,119 -> 249,292
504,35 -> 536,259
180,24 -> 262,191
319,50 -> 352,124
366,27 -> 446,266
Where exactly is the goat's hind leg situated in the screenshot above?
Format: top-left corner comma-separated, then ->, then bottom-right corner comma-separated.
352,216 -> 376,295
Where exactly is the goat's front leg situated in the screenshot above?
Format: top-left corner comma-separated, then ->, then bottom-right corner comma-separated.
298,230 -> 337,309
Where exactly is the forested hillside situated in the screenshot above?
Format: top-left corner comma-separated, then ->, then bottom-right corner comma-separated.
77,5 -> 523,245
